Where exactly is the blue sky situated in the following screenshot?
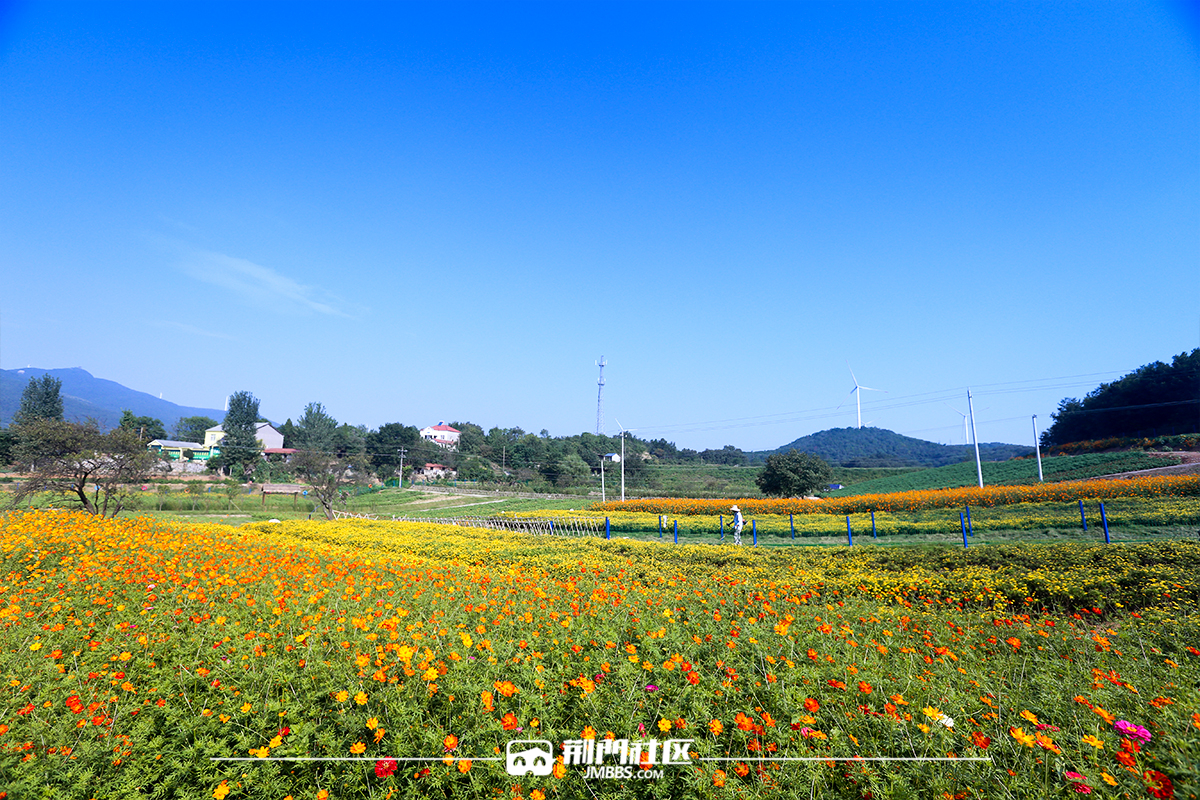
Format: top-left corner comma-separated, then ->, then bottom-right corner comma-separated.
2,1 -> 1197,450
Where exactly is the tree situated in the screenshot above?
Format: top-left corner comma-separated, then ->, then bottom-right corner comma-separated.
292,402 -> 338,452
211,391 -> 261,478
288,446 -> 370,520
1041,349 -> 1200,445
173,415 -> 218,444
118,410 -> 167,442
14,374 -> 64,425
9,418 -> 161,517
755,450 -> 833,497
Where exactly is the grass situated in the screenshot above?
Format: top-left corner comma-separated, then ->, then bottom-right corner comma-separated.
587,465 -> 923,499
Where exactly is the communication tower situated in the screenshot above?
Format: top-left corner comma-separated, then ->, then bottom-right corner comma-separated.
596,357 -> 606,435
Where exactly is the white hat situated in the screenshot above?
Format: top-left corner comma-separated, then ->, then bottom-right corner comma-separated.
730,505 -> 739,511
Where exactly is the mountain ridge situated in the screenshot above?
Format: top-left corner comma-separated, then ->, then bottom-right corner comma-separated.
751,426 -> 1032,468
1,367 -> 226,432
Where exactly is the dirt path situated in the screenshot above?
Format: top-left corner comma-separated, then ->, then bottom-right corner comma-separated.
1092,451 -> 1200,480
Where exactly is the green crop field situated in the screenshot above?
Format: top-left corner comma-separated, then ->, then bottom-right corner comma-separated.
828,452 -> 1180,497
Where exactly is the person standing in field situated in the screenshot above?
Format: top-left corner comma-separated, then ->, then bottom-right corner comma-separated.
731,505 -> 744,545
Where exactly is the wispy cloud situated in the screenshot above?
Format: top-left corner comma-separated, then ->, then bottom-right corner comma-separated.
151,320 -> 237,340
179,249 -> 348,317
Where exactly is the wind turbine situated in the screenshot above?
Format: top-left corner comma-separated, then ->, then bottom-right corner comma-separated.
946,402 -> 989,445
839,366 -> 885,429
945,403 -> 969,445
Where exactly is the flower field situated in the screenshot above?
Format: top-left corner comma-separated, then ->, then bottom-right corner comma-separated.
501,497 -> 1200,543
1,510 -> 1198,799
591,475 -> 1200,517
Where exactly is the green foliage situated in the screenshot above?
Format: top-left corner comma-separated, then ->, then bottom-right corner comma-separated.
214,391 -> 261,479
172,415 -> 218,444
1042,348 -> 1200,445
292,402 -> 338,452
755,449 -> 834,497
14,373 -> 64,424
0,428 -> 15,466
118,409 -> 167,441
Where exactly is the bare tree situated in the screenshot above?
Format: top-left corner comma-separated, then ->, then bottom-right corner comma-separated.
10,418 -> 162,518
288,447 -> 369,520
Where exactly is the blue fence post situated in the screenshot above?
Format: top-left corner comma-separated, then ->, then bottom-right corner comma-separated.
960,512 -> 968,548
673,520 -> 678,544
659,516 -> 663,539
1100,502 -> 1110,544
846,517 -> 853,546
965,506 -> 973,536
790,513 -> 795,541
871,510 -> 876,539
605,517 -> 611,540
752,519 -> 757,546
720,515 -> 724,541
1078,499 -> 1088,531
550,521 -> 554,535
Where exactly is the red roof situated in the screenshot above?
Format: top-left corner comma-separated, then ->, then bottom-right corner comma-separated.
426,424 -> 459,432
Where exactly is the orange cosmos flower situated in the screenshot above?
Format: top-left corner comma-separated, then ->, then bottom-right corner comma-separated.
713,769 -> 727,787
501,713 -> 519,731
350,741 -> 366,754
804,698 -> 820,713
481,690 -> 494,712
1009,727 -> 1035,747
457,759 -> 472,773
857,681 -> 872,694
443,734 -> 459,752
709,719 -> 724,736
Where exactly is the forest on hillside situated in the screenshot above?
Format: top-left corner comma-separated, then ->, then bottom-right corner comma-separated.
1041,349 -> 1200,446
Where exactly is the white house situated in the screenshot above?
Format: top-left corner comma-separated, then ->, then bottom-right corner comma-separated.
420,421 -> 460,450
204,422 -> 285,451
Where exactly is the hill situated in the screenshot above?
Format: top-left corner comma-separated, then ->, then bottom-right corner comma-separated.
1,367 -> 226,432
751,426 -> 1032,468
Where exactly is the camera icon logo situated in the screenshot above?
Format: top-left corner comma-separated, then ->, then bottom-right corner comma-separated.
505,740 -> 554,776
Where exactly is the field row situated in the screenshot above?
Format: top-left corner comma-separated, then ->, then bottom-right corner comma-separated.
593,475 -> 1200,516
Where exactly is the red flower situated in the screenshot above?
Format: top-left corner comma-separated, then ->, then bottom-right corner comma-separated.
1144,770 -> 1173,799
374,758 -> 398,778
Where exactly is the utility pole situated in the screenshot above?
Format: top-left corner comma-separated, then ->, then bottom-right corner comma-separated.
967,389 -> 984,488
1032,415 -> 1044,482
397,447 -> 407,488
600,454 -> 606,503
